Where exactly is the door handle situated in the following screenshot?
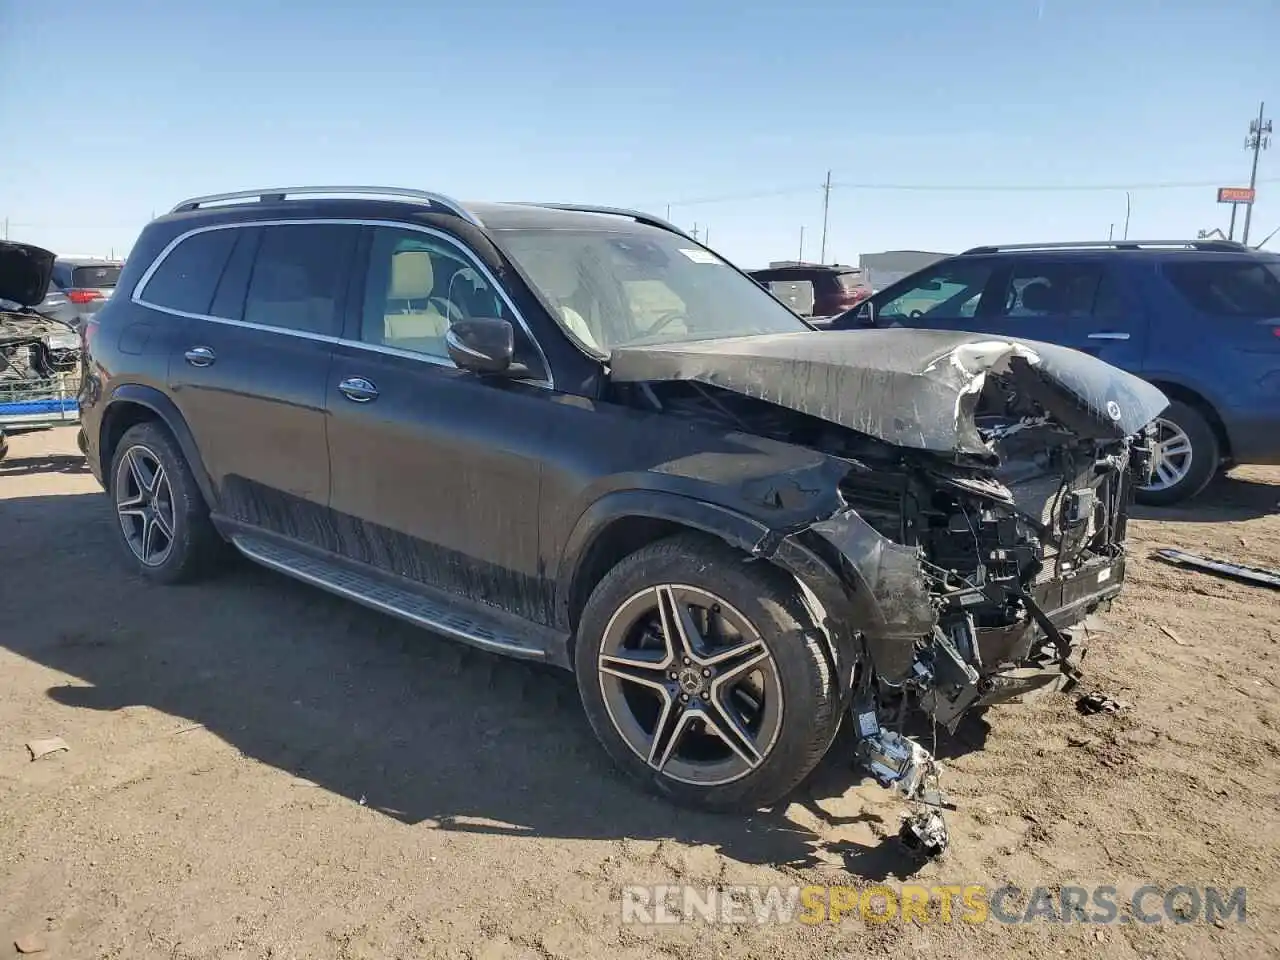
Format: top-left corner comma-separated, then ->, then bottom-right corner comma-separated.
338,376 -> 379,403
184,346 -> 216,366
1087,332 -> 1130,341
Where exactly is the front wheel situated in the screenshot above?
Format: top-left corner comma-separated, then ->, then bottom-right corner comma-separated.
574,533 -> 841,812
1134,400 -> 1220,506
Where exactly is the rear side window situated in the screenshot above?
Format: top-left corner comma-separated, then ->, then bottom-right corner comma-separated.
72,264 -> 121,289
997,262 -> 1103,319
243,224 -> 358,336
1164,259 -> 1280,317
139,229 -> 239,315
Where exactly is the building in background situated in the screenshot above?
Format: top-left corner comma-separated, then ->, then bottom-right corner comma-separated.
858,250 -> 950,291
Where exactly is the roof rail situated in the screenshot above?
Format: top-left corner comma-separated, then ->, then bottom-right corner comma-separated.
515,203 -> 695,242
962,239 -> 1250,255
168,186 -> 481,225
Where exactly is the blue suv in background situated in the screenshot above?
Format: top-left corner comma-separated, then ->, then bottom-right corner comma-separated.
827,240 -> 1280,505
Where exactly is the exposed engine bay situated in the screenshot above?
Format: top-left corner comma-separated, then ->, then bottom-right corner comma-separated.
610,330 -> 1167,854
0,311 -> 81,384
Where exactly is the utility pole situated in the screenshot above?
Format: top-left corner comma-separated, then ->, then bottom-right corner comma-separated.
819,170 -> 832,264
691,223 -> 700,242
1123,191 -> 1131,240
799,226 -> 805,261
2,217 -> 7,240
1108,223 -> 1114,241
1243,101 -> 1272,246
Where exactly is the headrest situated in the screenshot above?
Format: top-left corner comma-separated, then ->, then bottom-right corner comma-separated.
389,251 -> 434,300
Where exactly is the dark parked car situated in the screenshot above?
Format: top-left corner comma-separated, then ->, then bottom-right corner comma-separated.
747,262 -> 870,320
37,257 -> 124,330
827,240 -> 1280,505
75,187 -> 1165,820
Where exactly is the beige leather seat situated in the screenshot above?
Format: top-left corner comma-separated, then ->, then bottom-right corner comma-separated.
517,249 -> 602,351
383,250 -> 449,342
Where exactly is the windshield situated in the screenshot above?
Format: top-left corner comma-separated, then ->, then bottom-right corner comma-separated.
496,228 -> 808,353
1163,258 -> 1280,317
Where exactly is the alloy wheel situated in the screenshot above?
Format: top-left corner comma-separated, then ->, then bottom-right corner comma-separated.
115,444 -> 177,567
596,584 -> 784,786
1141,417 -> 1194,492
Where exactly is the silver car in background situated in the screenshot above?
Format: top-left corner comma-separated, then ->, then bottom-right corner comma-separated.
37,257 -> 123,329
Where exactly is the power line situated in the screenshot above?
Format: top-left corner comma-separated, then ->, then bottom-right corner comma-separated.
654,175 -> 1280,210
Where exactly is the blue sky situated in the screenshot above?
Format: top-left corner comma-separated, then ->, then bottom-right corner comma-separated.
1,0 -> 1277,267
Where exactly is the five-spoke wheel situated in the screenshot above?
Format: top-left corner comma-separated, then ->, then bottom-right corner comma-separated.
576,533 -> 842,811
108,421 -> 226,583
115,444 -> 177,567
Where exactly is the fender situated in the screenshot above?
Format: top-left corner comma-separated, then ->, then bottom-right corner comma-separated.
103,384 -> 218,508
556,489 -> 873,696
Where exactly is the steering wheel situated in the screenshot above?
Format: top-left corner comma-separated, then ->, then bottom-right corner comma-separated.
643,310 -> 690,338
908,309 -> 925,319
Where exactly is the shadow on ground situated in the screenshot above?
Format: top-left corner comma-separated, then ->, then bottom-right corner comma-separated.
0,453 -> 91,478
0,491 -> 954,879
1130,470 -> 1279,524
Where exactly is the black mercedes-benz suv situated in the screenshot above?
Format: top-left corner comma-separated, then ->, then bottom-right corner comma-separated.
75,187 -> 1167,823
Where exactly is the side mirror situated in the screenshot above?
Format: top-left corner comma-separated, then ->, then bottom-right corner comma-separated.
854,299 -> 876,327
446,318 -> 515,375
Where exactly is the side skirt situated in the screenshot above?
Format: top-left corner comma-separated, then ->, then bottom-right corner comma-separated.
216,518 -> 570,667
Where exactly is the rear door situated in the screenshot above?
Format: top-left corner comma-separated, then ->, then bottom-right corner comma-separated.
977,258 -> 1148,371
145,221 -> 359,539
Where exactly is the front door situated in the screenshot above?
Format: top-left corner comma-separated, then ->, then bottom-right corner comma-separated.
158,221 -> 360,536
324,224 -> 557,624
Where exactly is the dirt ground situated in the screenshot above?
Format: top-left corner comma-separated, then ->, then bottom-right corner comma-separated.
2,426 -> 1278,960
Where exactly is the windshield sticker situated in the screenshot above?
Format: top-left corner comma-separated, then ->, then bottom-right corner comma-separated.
678,248 -> 722,265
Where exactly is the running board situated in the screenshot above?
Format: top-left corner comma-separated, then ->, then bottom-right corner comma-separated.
230,534 -> 550,661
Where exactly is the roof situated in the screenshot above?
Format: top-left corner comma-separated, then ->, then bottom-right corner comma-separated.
465,202 -> 676,233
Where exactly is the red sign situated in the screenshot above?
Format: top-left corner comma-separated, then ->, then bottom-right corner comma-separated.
1217,187 -> 1256,204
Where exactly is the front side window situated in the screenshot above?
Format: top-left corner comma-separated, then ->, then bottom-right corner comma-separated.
1164,258 -> 1280,317
878,260 -> 994,321
242,224 -> 358,336
496,228 -> 808,353
996,262 -> 1103,320
360,227 -> 512,360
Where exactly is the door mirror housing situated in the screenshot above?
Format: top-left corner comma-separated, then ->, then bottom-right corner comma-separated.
852,298 -> 876,328
446,318 -> 522,375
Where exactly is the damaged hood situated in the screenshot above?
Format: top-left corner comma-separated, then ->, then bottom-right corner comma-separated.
610,329 -> 1169,458
0,241 -> 56,308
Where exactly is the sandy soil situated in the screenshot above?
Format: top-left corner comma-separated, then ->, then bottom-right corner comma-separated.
1,426 -> 1277,959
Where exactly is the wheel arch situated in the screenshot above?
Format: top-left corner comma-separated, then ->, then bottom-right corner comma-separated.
556,491 -> 860,692
1145,379 -> 1230,461
100,385 -> 216,505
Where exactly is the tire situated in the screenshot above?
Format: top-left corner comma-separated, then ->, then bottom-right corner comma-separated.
108,421 -> 226,584
1134,400 -> 1220,507
574,533 -> 842,812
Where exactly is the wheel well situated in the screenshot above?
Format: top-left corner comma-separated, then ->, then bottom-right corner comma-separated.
1147,381 -> 1231,460
99,401 -> 163,481
567,516 -> 685,637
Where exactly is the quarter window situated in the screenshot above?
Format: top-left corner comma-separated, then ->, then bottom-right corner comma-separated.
139,229 -> 239,316
242,224 -> 358,336
360,227 -> 510,360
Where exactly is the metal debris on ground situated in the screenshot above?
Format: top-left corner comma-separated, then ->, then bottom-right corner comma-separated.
1158,624 -> 1190,646
1076,691 -> 1130,715
25,738 -> 69,761
899,809 -> 950,857
1152,548 -> 1280,590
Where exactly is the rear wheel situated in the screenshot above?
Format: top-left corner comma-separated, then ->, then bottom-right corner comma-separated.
109,421 -> 226,583
574,534 -> 841,812
1134,400 -> 1219,506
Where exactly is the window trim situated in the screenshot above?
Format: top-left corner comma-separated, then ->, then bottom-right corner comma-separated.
132,218 -> 554,388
